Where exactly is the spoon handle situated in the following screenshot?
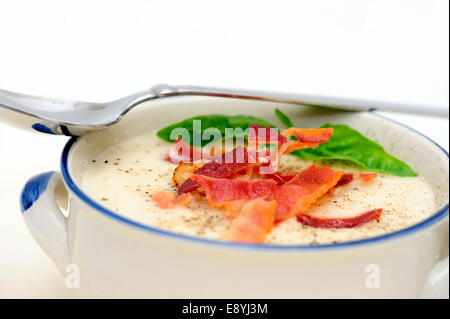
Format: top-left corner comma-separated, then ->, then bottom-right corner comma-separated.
164,85 -> 449,118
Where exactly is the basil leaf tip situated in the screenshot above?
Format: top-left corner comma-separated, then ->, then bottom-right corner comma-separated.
274,109 -> 294,128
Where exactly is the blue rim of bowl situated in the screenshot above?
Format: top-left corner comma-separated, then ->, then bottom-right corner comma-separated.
60,110 -> 449,251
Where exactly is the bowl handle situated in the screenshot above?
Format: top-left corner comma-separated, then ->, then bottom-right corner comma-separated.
421,217 -> 449,299
20,171 -> 68,273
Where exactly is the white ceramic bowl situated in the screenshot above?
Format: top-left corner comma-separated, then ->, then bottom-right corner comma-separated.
20,96 -> 449,298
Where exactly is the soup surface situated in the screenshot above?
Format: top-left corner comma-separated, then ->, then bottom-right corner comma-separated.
81,132 -> 436,245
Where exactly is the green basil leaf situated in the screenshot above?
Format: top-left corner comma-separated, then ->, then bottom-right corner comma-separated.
156,114 -> 276,147
291,123 -> 418,177
275,109 -> 294,128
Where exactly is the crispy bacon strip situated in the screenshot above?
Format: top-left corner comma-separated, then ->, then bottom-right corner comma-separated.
248,124 -> 287,145
248,126 -> 334,173
336,173 -> 354,187
191,175 -> 277,219
359,173 -> 377,183
168,138 -> 203,164
223,199 -> 276,244
250,128 -> 333,173
177,146 -> 258,194
282,128 -> 334,143
293,129 -> 333,144
153,191 -> 193,209
172,163 -> 204,189
249,149 -> 279,175
328,173 -> 354,194
167,138 -> 224,164
263,172 -> 298,185
297,208 -> 382,228
221,200 -> 248,219
266,165 -> 344,223
278,140 -> 312,155
191,175 -> 277,204
280,128 -> 334,154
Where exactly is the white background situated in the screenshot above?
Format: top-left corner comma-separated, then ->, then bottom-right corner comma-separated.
0,0 -> 448,298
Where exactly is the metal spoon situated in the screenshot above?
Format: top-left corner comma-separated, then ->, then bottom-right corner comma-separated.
0,84 -> 448,136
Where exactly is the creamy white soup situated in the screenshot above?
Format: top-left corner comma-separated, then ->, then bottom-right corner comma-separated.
81,132 -> 436,245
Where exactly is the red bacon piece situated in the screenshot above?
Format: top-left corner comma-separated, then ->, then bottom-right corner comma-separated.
224,199 -> 276,244
167,138 -> 203,164
191,175 -> 277,204
152,191 -> 193,209
266,165 -> 344,223
282,127 -> 334,143
293,129 -> 334,144
280,128 -> 334,154
167,138 -> 224,164
359,173 -> 377,183
249,148 -> 279,175
177,146 -> 258,194
264,172 -> 297,185
328,173 -> 354,194
296,208 -> 383,228
336,173 -> 354,187
248,124 -> 287,145
247,126 -> 334,175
